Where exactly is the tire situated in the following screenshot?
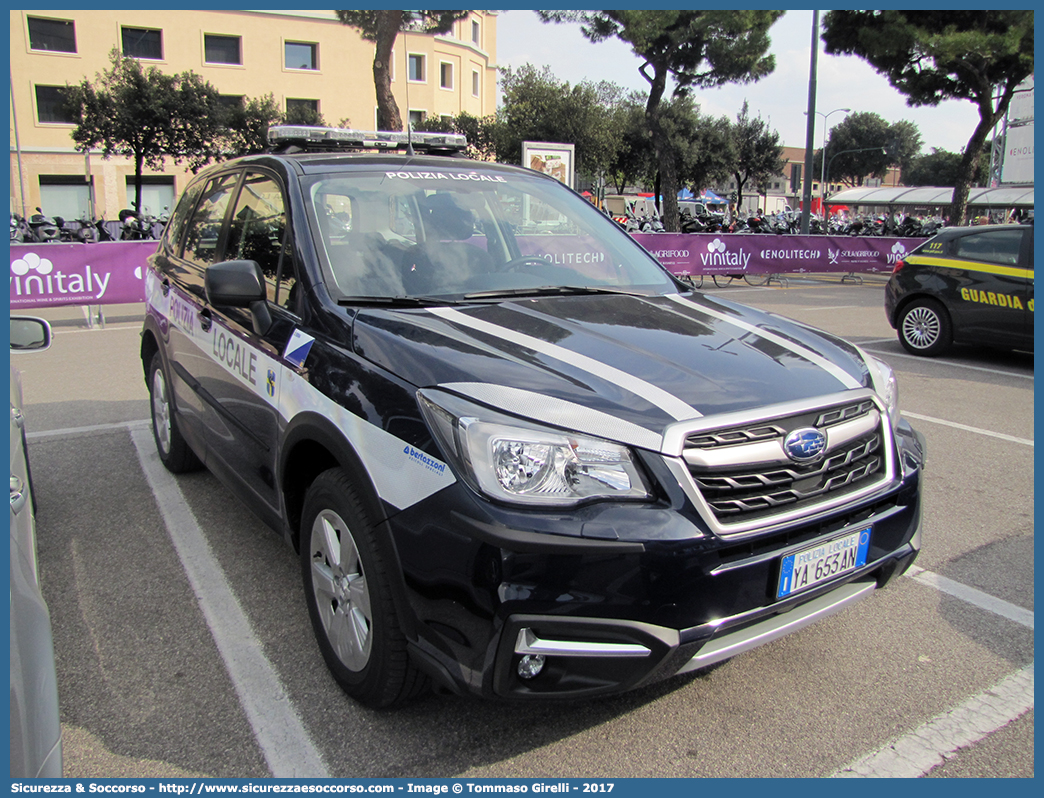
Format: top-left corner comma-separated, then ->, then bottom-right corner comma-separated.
300,468 -> 427,708
712,274 -> 735,287
898,298 -> 953,356
148,352 -> 203,473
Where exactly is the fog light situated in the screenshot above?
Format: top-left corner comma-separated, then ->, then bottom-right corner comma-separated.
517,654 -> 546,679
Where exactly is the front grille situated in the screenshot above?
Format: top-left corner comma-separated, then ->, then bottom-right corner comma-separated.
681,399 -> 891,531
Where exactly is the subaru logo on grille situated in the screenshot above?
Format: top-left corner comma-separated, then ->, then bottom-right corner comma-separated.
784,428 -> 827,462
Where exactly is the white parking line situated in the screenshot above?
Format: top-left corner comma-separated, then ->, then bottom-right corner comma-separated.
832,664 -> 1034,777
833,569 -> 1034,777
902,411 -> 1033,447
864,347 -> 1034,380
905,566 -> 1034,629
130,427 -> 331,779
39,420 -> 1034,778
28,419 -> 150,440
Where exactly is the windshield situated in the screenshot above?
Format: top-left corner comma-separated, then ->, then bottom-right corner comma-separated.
303,167 -> 677,300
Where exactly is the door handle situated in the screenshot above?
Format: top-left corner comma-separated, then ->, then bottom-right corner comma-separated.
198,309 -> 212,333
161,279 -> 171,297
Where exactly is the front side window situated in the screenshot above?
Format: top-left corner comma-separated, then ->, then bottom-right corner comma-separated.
28,17 -> 76,53
285,41 -> 317,70
304,169 -> 676,300
122,27 -> 163,60
225,173 -> 297,307
183,173 -> 240,267
408,54 -> 425,82
35,85 -> 75,124
204,34 -> 241,65
953,229 -> 1024,267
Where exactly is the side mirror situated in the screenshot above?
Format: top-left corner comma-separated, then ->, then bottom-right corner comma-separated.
10,316 -> 52,352
204,260 -> 273,336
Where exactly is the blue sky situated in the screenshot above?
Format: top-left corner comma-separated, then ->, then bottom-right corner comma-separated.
495,10 -> 985,155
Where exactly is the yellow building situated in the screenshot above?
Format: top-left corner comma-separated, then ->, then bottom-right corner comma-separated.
9,9 -> 499,221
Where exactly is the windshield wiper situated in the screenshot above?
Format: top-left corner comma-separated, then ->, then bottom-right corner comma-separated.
462,286 -> 645,300
336,295 -> 464,307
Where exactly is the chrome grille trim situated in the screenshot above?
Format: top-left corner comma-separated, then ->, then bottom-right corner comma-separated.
662,390 -> 898,539
682,410 -> 880,470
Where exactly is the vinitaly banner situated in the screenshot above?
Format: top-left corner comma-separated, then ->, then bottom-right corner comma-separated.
632,233 -> 927,278
9,241 -> 157,308
8,235 -> 927,309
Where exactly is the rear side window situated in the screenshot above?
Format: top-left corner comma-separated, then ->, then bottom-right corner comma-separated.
182,173 -> 240,267
952,229 -> 1024,267
161,182 -> 204,253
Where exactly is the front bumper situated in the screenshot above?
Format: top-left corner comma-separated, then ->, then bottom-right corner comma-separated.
388,426 -> 924,700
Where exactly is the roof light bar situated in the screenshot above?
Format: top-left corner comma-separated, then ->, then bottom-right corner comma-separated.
267,125 -> 468,153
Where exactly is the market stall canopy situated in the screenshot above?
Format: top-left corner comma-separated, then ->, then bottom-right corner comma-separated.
825,185 -> 1034,208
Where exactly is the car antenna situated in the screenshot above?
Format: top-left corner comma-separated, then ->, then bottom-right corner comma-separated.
403,45 -> 415,156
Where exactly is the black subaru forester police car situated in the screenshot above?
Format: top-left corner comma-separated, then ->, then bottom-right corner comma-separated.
141,126 -> 925,707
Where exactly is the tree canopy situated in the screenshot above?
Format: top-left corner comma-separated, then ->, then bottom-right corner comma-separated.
822,10 -> 1033,224
902,147 -> 989,187
64,49 -> 223,212
731,100 -> 784,210
336,10 -> 468,131
815,111 -> 922,188
494,65 -> 626,177
539,10 -> 784,231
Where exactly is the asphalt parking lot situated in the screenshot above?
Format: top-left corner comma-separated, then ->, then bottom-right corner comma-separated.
16,275 -> 1034,778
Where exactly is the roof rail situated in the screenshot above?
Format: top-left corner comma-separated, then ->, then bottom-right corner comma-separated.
267,125 -> 468,155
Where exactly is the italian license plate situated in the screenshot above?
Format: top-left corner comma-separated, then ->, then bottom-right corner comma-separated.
776,527 -> 871,599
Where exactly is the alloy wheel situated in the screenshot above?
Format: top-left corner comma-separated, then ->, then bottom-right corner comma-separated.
309,509 -> 373,672
901,305 -> 942,350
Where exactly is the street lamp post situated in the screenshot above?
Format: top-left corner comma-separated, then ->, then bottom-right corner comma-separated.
817,108 -> 850,214
805,107 -> 850,217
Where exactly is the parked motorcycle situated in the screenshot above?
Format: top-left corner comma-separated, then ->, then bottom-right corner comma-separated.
119,208 -> 154,240
26,208 -> 61,243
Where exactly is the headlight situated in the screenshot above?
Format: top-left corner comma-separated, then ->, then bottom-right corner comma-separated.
864,354 -> 900,429
418,390 -> 652,507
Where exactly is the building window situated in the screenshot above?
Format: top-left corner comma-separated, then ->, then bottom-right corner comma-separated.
472,70 -> 480,98
408,54 -> 425,82
472,20 -> 480,45
286,98 -> 321,125
285,41 -> 317,70
27,16 -> 76,53
217,94 -> 244,113
408,110 -> 426,129
789,164 -> 802,193
125,176 -> 176,216
204,34 -> 241,65
122,27 -> 162,60
35,85 -> 76,125
39,176 -> 93,221
440,62 -> 453,90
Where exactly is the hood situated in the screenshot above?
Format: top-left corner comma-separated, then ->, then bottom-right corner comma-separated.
351,291 -> 873,446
